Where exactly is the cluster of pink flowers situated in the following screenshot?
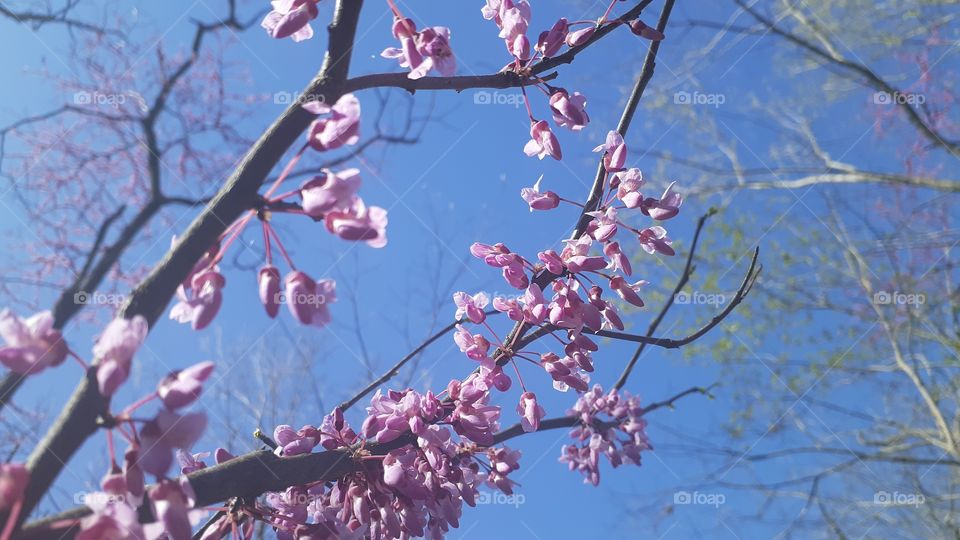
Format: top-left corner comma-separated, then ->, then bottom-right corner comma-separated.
43,315 -> 218,538
477,0 -> 663,160
560,385 -> 651,485
447,131 -> 680,431
168,94 -> 385,332
249,379 -> 521,539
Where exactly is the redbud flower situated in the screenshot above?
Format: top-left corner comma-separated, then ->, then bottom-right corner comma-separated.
498,3 -> 530,42
593,130 -> 627,172
517,392 -> 546,432
453,291 -> 490,324
324,199 -> 388,247
258,265 -> 282,318
642,181 -> 683,221
524,120 -> 562,160
610,276 -> 647,307
303,94 -> 361,151
538,249 -> 565,274
261,0 -> 319,42
638,226 -> 675,256
149,479 -> 195,540
169,268 -> 225,330
587,207 -> 618,242
520,175 -> 560,211
603,241 -> 632,276
562,236 -> 607,273
382,19 -> 456,79
536,18 -> 568,57
94,315 -> 148,397
614,168 -> 644,208
273,424 -> 318,456
0,309 -> 67,375
0,463 -> 28,510
453,324 -> 492,364
284,271 -> 336,327
549,90 -> 590,131
138,410 -> 208,476
629,19 -> 665,41
177,450 -> 209,475
299,168 -> 361,217
565,25 -> 596,47
78,496 -> 142,540
157,361 -> 215,410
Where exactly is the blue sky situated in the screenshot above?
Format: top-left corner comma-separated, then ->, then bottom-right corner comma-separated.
0,1 -> 946,538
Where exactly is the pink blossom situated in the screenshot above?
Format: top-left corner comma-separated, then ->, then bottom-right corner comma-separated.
562,236 -> 607,274
453,291 -> 490,324
517,392 -> 545,432
78,496 -> 142,540
138,410 -> 208,476
593,130 -> 627,172
536,18 -> 568,57
520,175 -> 560,211
642,181 -> 682,220
381,19 -> 456,79
94,315 -> 148,397
0,463 -> 28,510
148,479 -> 194,540
565,25 -> 596,47
261,0 -> 319,42
629,19 -> 665,41
157,361 -> 215,410
0,309 -> 67,375
603,241 -> 632,276
493,284 -> 547,324
614,168 -> 644,208
549,90 -> 589,131
324,199 -> 388,248
610,276 -> 647,307
169,267 -> 225,330
303,94 -> 361,151
284,271 -> 336,327
509,34 -> 530,60
453,324 -> 492,364
498,2 -> 530,42
258,265 -> 282,318
638,226 -> 675,255
177,450 -> 209,475
319,408 -> 358,450
587,207 -> 618,242
273,424 -> 318,456
300,168 -> 361,217
523,120 -> 562,160
537,249 -> 565,274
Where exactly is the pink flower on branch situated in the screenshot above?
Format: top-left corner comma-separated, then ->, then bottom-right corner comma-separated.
0,309 -> 67,375
261,0 -> 320,42
524,120 -> 562,160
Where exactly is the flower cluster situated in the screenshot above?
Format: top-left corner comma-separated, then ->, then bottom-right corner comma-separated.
448,131 -> 680,432
477,0 -> 663,160
380,0 -> 456,79
169,93 -> 385,332
560,385 -> 651,485
247,379 -> 520,540
67,315 -> 218,539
